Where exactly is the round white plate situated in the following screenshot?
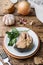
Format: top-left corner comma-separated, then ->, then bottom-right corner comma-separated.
3,27 -> 40,59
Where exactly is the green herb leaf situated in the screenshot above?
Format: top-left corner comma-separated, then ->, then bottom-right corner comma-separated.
6,28 -> 19,46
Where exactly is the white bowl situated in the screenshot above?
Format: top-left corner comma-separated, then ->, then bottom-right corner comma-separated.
34,4 -> 43,23
28,0 -> 43,23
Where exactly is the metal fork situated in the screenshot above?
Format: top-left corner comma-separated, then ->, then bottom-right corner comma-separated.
0,52 -> 11,65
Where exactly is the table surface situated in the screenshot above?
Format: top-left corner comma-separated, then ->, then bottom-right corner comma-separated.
0,16 -> 43,65
0,10 -> 43,65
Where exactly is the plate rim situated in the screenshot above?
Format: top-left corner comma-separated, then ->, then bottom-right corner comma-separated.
3,27 -> 40,59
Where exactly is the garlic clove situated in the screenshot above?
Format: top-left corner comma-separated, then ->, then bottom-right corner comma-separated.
5,19 -> 9,25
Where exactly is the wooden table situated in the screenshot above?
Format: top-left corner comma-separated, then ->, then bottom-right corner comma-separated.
0,11 -> 43,65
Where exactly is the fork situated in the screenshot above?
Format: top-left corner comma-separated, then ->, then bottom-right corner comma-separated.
0,54 -> 11,65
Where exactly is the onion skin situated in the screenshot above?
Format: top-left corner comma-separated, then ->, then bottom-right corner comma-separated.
17,1 -> 31,15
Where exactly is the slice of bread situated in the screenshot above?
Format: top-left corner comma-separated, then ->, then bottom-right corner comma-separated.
0,0 -> 15,15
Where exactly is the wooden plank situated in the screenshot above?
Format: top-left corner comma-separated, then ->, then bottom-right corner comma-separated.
0,13 -> 43,65
0,16 -> 43,41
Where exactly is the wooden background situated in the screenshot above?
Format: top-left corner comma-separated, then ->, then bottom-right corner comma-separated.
0,0 -> 43,65
0,14 -> 43,65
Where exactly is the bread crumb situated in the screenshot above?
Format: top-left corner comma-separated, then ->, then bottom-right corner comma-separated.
34,57 -> 43,64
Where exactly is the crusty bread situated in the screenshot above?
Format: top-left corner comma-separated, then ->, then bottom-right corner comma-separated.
0,0 -> 15,15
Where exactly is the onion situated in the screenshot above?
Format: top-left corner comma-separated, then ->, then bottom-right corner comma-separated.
17,1 -> 31,15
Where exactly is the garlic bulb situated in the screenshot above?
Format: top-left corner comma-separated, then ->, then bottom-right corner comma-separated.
3,14 -> 15,25
17,1 -> 31,15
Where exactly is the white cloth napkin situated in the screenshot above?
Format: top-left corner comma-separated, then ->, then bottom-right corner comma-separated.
28,0 -> 43,8
0,61 -> 3,65
10,0 -> 17,3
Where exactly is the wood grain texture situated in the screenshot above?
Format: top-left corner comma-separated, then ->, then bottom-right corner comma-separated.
0,15 -> 43,65
0,16 -> 43,42
0,7 -> 43,65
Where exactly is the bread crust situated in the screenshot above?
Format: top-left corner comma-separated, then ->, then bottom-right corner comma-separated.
0,0 -> 15,14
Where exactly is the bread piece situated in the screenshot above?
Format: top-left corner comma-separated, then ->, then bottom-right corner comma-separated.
0,0 -> 15,14
34,57 -> 43,64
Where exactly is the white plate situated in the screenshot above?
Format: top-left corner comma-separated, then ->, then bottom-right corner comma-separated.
3,27 -> 40,59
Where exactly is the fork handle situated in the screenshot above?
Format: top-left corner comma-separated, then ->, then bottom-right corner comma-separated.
0,57 -> 4,64
6,62 -> 11,65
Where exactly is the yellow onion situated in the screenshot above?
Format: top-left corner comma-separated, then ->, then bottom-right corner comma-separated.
17,1 -> 31,15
